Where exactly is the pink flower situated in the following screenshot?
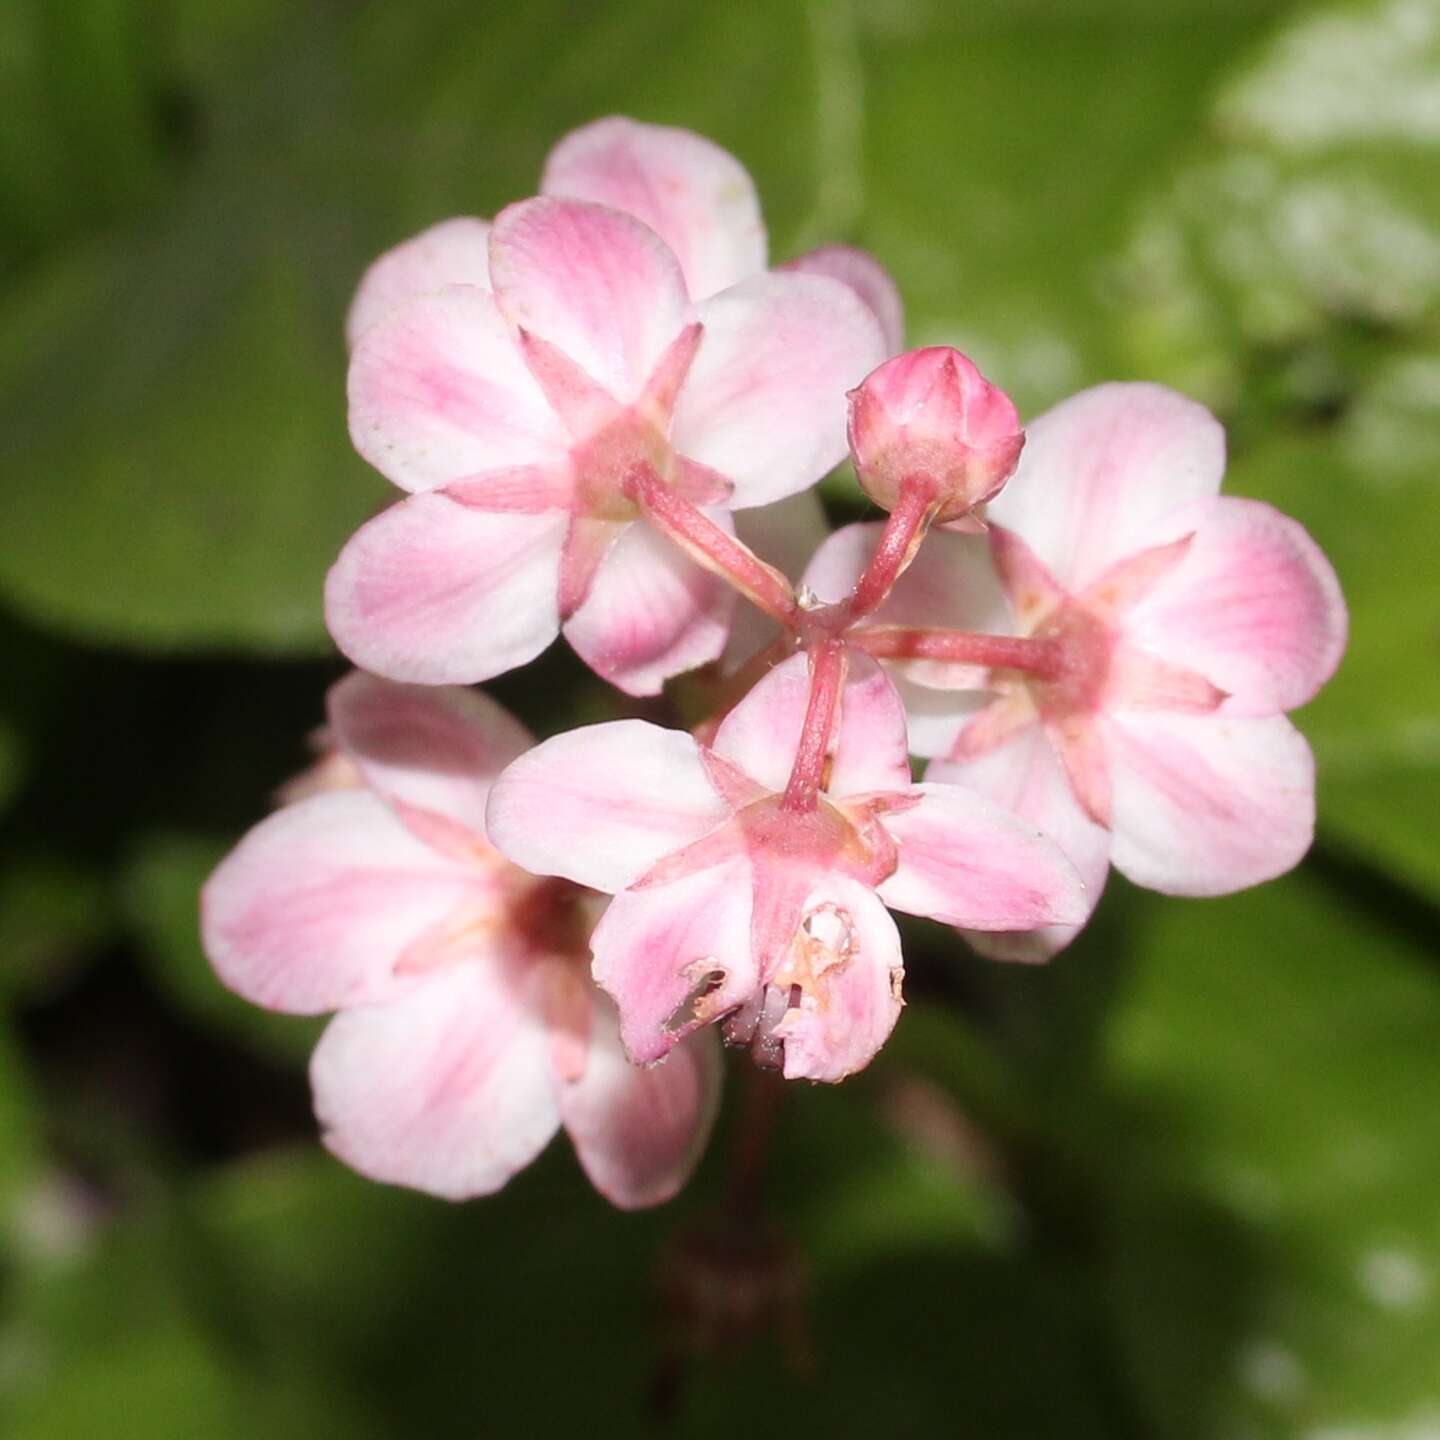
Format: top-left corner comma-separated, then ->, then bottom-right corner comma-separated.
329,119 -> 895,696
806,383 -> 1347,960
486,652 -> 1087,1083
200,673 -> 719,1208
848,347 -> 1024,523
346,116 -> 904,347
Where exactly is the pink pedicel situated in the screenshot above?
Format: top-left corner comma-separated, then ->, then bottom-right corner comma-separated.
485,652 -> 1086,1083
847,347 -> 1025,526
200,673 -> 719,1208
805,382 -> 1347,960
329,118 -> 900,697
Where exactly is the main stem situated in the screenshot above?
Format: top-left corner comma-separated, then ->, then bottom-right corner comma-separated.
625,465 -> 801,628
781,638 -> 846,813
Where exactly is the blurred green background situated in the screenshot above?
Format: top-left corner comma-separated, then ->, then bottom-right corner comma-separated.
2,0 -> 1438,1434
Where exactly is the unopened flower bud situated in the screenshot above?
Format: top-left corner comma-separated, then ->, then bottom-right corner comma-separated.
847,347 -> 1024,523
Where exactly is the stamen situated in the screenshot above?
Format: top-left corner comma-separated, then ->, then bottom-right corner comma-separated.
664,961 -> 728,1034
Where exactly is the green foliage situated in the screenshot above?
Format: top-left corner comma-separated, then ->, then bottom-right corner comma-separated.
0,0 -> 1436,1434
1103,877 -> 1440,1436
1115,0 -> 1440,893
0,717 -> 22,818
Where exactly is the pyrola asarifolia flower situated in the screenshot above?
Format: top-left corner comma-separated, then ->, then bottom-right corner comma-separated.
848,347 -> 1024,524
486,653 -> 1086,1082
808,383 -> 1347,959
200,673 -> 719,1208
345,116 -> 905,350
328,120 -> 893,697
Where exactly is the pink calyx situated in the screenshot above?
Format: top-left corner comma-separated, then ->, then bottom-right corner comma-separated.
636,790 -> 901,899
511,323 -> 734,620
1024,601 -> 1115,722
948,527 -> 1230,828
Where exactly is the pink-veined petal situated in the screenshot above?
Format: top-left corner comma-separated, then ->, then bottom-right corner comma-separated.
1079,533 -> 1194,617
541,116 -> 765,301
556,515 -> 625,621
591,857 -> 756,1064
515,328 -> 624,443
327,672 -> 533,840
744,852 -> 813,988
1122,496 -> 1347,715
988,525 -> 1068,631
784,245 -> 905,354
1107,711 -> 1315,896
1049,714 -> 1113,829
772,878 -> 904,1083
445,464 -> 576,513
710,651 -> 911,797
948,694 -> 1039,763
535,958 -> 591,1084
987,382 -> 1226,592
1105,644 -> 1227,714
559,991 -> 721,1209
486,720 -> 733,894
345,217 -> 493,349
325,491 -> 566,685
201,791 -> 485,1014
876,781 -> 1088,931
708,650 -> 809,793
311,960 -> 558,1201
899,683 -> 995,760
489,197 -> 691,404
348,286 -> 565,493
673,271 -> 886,508
928,726 -> 1111,961
829,654 -> 914,797
563,514 -> 736,696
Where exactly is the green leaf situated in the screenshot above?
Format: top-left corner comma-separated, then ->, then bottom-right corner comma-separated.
0,714 -> 22,818
0,0 -> 1301,651
0,0 -> 820,655
852,0 -> 1298,414
1113,0 -> 1440,893
6,1326 -> 242,1440
0,1195 -> 391,1440
0,857 -> 111,1000
0,237 -> 387,653
0,1018 -> 43,1229
178,1052 -> 1127,1439
0,0 -> 169,269
1227,390 -> 1440,897
1102,876 -> 1440,1436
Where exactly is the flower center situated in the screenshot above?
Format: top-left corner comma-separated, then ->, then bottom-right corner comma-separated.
1024,601 -> 1114,721
726,900 -> 861,1070
508,874 -> 595,959
736,794 -> 893,887
570,409 -> 672,523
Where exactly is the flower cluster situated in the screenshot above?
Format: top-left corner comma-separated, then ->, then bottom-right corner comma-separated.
202,117 -> 1346,1208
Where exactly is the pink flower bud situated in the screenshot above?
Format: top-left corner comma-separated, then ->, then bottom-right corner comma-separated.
847,347 -> 1024,523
